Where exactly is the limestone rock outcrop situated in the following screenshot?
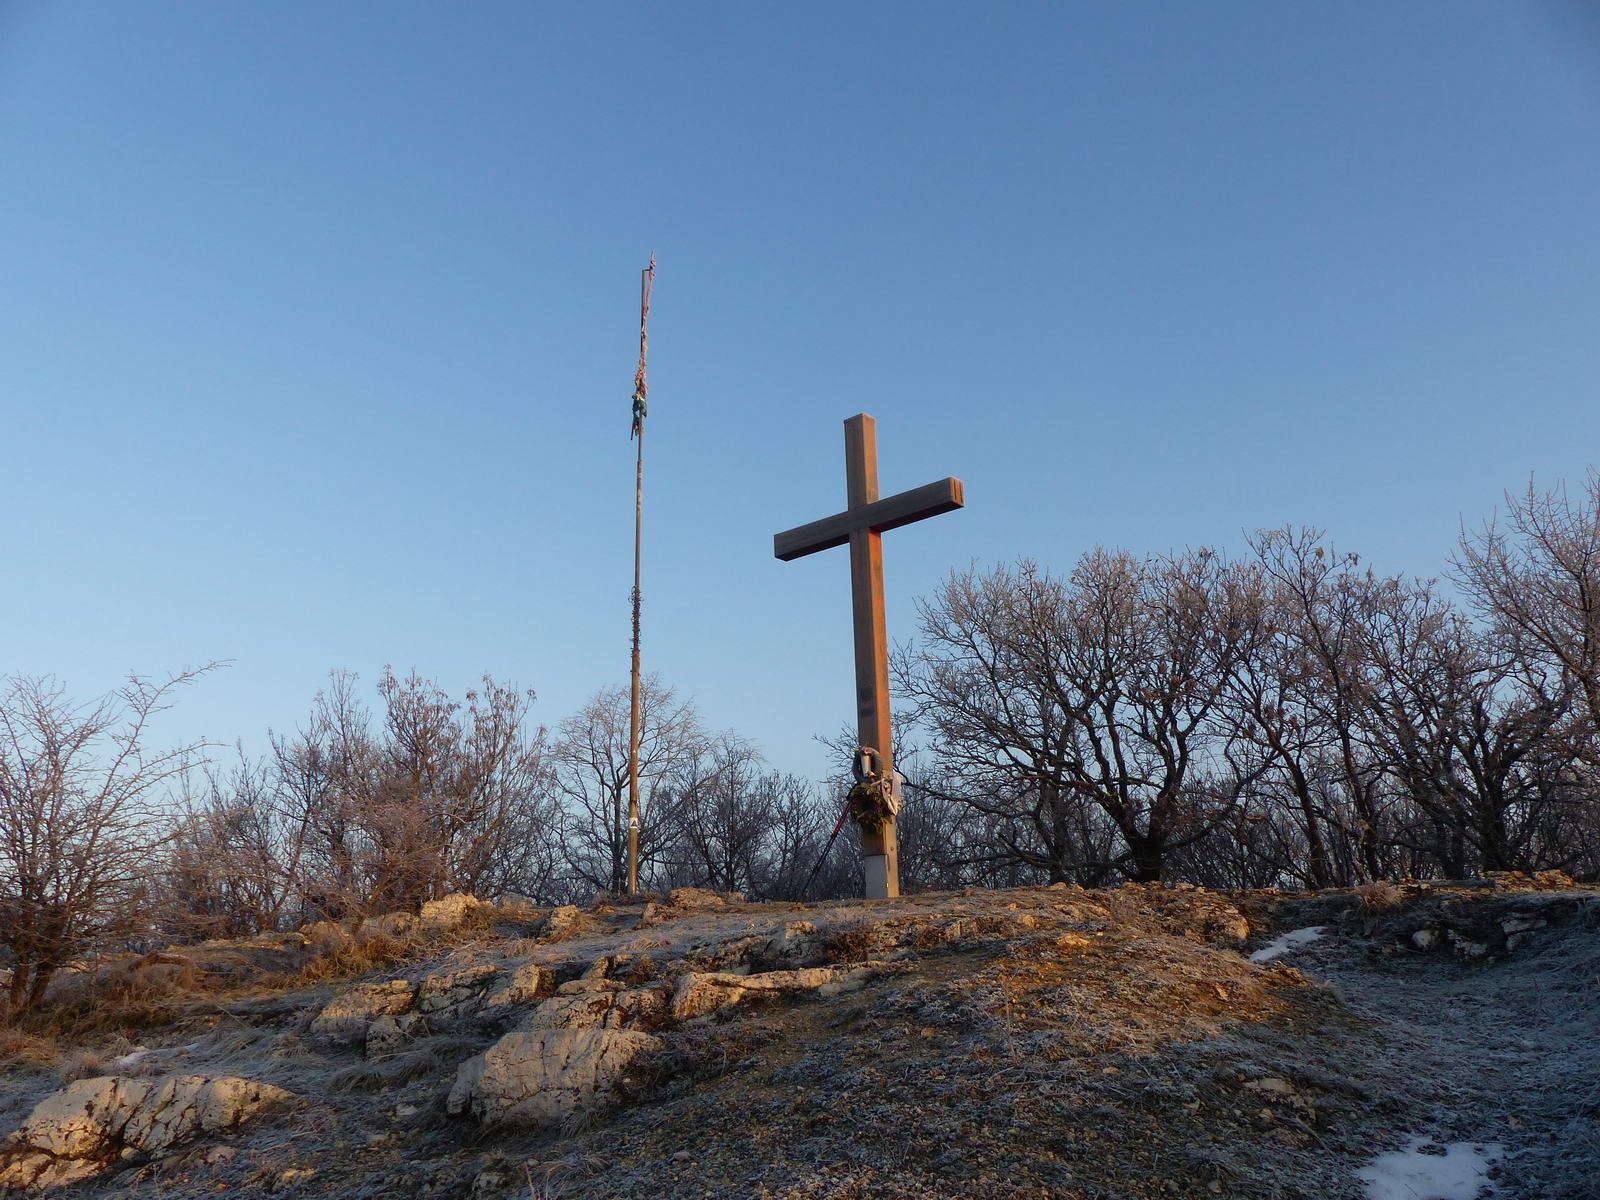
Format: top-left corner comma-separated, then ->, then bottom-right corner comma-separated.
670,961 -> 909,1021
483,962 -> 555,1010
0,1075 -> 293,1190
543,905 -> 603,942
525,980 -> 627,1032
666,887 -> 742,911
765,920 -> 821,961
705,921 -> 822,970
365,1012 -> 428,1058
419,893 -> 493,930
416,965 -> 501,1021
309,979 -> 416,1044
524,978 -> 670,1033
446,1028 -> 661,1127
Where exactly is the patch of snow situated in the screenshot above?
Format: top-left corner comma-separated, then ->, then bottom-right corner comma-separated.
1249,926 -> 1326,964
1357,1138 -> 1502,1200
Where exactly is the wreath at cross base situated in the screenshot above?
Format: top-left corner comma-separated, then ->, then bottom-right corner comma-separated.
847,776 -> 897,833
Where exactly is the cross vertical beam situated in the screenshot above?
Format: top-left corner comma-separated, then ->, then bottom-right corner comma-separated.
844,416 -> 897,895
774,413 -> 965,899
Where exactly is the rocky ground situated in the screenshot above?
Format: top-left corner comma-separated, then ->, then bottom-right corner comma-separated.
1,878 -> 1596,1200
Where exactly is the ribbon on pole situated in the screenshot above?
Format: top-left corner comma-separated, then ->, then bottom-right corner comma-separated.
631,255 -> 655,438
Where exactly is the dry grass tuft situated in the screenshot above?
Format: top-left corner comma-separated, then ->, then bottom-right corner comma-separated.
45,1033 -> 157,1081
246,922 -> 443,999
54,1046 -> 111,1082
302,920 -> 354,957
0,1026 -> 63,1071
327,1036 -> 480,1093
27,958 -> 204,1041
454,904 -> 497,938
282,931 -> 414,986
1355,879 -> 1406,912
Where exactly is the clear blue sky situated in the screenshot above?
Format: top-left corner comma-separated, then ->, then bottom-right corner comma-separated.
4,1 -> 1598,780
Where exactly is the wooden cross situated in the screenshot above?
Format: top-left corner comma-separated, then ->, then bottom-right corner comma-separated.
774,413 -> 965,899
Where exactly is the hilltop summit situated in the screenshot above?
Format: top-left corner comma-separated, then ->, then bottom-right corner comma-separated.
2,879 -> 1595,1199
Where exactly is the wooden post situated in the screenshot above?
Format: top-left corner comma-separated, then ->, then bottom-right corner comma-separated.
774,413 -> 965,899
626,256 -> 654,897
627,418 -> 643,895
844,416 -> 898,895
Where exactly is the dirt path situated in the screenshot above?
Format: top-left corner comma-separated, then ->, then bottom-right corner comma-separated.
1274,900 -> 1600,1200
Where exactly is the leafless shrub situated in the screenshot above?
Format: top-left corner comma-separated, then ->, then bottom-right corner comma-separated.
251,668 -> 559,927
0,667 -> 218,1020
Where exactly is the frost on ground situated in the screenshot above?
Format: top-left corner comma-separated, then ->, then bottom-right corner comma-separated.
1248,926 -> 1326,963
1357,1138 -> 1503,1200
1249,886 -> 1600,1200
0,881 -> 1595,1199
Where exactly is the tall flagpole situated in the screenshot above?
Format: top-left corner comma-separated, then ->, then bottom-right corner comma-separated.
627,255 -> 654,896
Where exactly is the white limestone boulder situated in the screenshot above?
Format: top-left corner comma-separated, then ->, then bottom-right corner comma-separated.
670,961 -> 911,1021
420,892 -> 494,930
416,964 -> 501,1021
0,1075 -> 293,1190
309,978 -> 416,1044
446,1028 -> 661,1127
483,962 -> 555,1010
666,887 -> 741,911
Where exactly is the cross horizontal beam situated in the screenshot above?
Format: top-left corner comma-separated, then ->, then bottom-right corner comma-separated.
773,477 -> 965,562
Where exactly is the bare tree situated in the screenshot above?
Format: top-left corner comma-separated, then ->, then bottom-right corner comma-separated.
268,669 -> 373,920
894,766 -> 990,892
0,669 -> 213,1019
654,734 -> 775,894
1357,575 -> 1576,875
254,668 -> 552,923
1246,529 -> 1397,881
1456,474 -> 1600,762
1214,547 -> 1345,887
901,551 -> 1264,884
163,750 -> 306,940
749,772 -> 841,900
896,561 -> 1107,883
552,677 -> 705,896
